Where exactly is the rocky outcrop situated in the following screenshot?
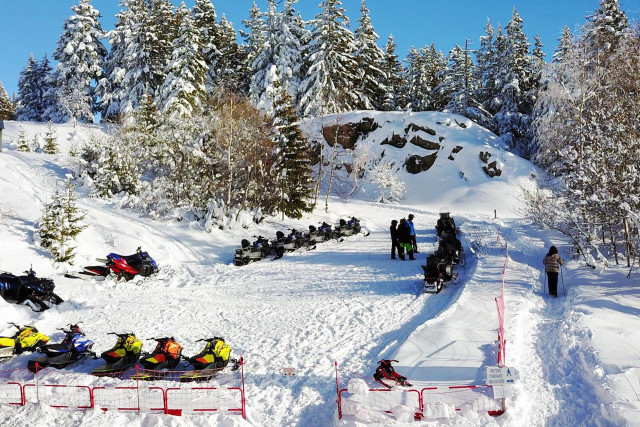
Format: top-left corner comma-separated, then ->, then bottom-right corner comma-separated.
479,151 -> 502,177
405,153 -> 438,174
322,117 -> 378,149
380,133 -> 406,148
404,123 -> 437,136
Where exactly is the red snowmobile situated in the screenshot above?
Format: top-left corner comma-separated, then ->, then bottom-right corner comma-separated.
373,359 -> 412,388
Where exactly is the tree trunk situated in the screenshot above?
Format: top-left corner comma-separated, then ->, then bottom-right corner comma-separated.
609,223 -> 619,266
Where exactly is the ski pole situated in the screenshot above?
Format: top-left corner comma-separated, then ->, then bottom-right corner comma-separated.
561,266 -> 566,296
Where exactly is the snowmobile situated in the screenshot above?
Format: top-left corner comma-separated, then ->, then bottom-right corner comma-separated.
436,212 -> 457,237
436,232 -> 464,265
27,324 -> 95,372
373,359 -> 412,388
233,236 -> 272,266
290,229 -> 313,250
422,254 -> 456,294
69,247 -> 158,282
131,337 -> 183,380
273,230 -> 298,259
180,337 -> 240,382
308,222 -> 334,244
92,333 -> 142,376
0,323 -> 50,361
334,218 -> 355,237
0,268 -> 63,312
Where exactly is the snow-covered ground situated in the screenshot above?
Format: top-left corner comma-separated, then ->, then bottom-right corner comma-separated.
0,120 -> 639,426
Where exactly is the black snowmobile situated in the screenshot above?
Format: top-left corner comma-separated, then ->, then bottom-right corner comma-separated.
131,337 -> 183,380
437,232 -> 464,265
92,333 -> 142,376
273,230 -> 298,259
309,222 -> 334,244
290,229 -> 313,250
334,217 -> 363,238
28,324 -> 95,372
422,254 -> 456,294
233,236 -> 272,266
180,337 -> 241,382
0,268 -> 63,312
436,212 -> 457,238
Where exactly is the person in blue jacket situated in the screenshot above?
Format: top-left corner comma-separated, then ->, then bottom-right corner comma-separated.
407,214 -> 418,253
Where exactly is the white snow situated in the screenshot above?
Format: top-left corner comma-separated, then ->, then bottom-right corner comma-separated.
0,117 -> 639,426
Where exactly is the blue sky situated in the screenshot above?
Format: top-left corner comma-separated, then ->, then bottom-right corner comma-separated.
1,0 -> 639,97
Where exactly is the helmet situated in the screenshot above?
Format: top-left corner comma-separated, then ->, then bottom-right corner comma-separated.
391,220 -> 398,225
408,214 -> 414,220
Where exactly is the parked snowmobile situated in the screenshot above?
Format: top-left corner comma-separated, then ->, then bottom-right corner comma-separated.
92,333 -> 142,376
131,337 -> 183,380
28,324 -> 95,372
0,323 -> 50,361
233,236 -> 272,266
273,230 -> 297,259
373,359 -> 412,388
290,229 -> 312,249
334,217 -> 362,238
422,254 -> 456,294
436,212 -> 457,237
309,222 -> 334,244
0,268 -> 63,312
71,247 -> 158,282
180,337 -> 240,382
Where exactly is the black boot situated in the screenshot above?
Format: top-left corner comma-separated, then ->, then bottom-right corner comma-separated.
409,250 -> 415,260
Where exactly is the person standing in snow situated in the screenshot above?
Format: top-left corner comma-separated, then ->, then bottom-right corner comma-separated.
397,218 -> 415,260
543,246 -> 564,297
407,214 -> 418,253
390,220 -> 401,259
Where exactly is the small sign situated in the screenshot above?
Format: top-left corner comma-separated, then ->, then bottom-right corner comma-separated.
283,367 -> 296,376
486,366 -> 516,386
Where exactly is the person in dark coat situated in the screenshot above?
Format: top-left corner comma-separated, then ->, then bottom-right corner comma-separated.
390,220 -> 401,259
543,246 -> 564,297
407,214 -> 418,253
397,218 -> 415,260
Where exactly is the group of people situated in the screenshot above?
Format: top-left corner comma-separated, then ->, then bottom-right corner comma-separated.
389,214 -> 418,260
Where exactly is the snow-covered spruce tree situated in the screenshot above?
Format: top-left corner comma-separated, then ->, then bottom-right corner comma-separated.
405,46 -> 430,111
242,1 -> 267,75
157,2 -> 207,118
368,159 -> 405,203
475,18 -> 496,117
436,41 -> 488,126
248,1 -> 276,112
17,125 -> 30,152
298,0 -> 359,116
92,139 -> 139,197
212,15 -> 248,93
379,35 -> 407,111
492,8 -> 535,155
40,180 -> 86,264
353,0 -> 386,110
42,121 -> 58,154
423,44 -> 447,110
272,84 -> 314,218
0,81 -> 15,120
45,0 -> 106,123
148,0 -> 177,92
15,55 -> 50,122
193,0 -> 221,95
250,0 -> 308,114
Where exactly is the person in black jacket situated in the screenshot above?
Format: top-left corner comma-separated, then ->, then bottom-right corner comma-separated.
390,220 -> 401,259
397,218 -> 415,260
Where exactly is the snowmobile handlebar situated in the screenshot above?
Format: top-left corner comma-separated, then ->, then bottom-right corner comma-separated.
8,322 -> 21,329
107,332 -> 134,338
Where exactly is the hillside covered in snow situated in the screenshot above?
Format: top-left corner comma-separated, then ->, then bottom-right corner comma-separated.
0,117 -> 639,426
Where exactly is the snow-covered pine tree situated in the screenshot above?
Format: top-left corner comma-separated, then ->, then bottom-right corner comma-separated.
45,0 -> 107,123
379,35 -> 406,111
42,121 -> 58,154
15,55 -> 47,122
40,180 -> 86,264
475,19 -> 495,114
405,46 -> 430,111
280,0 -> 310,105
298,0 -> 359,116
93,140 -> 139,197
353,0 -> 386,110
193,0 -> 221,95
212,15 -> 248,93
17,125 -> 30,152
148,0 -> 177,92
423,44 -> 447,110
492,8 -> 534,155
157,2 -> 207,118
553,26 -> 573,63
242,1 -> 267,73
0,81 -> 15,120
248,1 -> 276,112
272,83 -> 314,218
